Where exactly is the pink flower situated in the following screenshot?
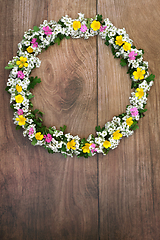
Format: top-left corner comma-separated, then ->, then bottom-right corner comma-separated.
130,107 -> 138,117
17,109 -> 23,115
128,51 -> 137,60
31,38 -> 38,48
29,127 -> 34,135
17,71 -> 25,79
90,143 -> 97,153
80,24 -> 87,33
44,134 -> 52,143
42,26 -> 52,36
100,26 -> 107,32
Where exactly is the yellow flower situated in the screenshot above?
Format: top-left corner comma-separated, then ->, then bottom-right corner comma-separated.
16,115 -> 26,126
16,84 -> 22,93
27,46 -> 33,53
103,140 -> 111,149
113,130 -> 122,140
123,42 -> 131,51
16,56 -> 28,68
126,117 -> 133,126
15,94 -> 24,103
133,68 -> 146,80
82,143 -> 91,153
73,21 -> 81,30
135,88 -> 144,99
115,35 -> 124,46
91,20 -> 101,31
67,139 -> 76,150
35,132 -> 44,141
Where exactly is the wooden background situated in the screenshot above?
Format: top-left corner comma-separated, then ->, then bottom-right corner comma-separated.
1,0 -> 160,239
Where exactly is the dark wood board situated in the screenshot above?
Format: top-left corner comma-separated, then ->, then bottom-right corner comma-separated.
0,0 -> 160,239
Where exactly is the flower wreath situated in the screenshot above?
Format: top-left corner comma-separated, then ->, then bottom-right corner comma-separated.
5,13 -> 155,158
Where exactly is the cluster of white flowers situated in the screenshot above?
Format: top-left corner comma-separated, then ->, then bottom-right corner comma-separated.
5,13 -> 154,158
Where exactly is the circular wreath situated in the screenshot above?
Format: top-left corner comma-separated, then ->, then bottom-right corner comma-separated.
5,13 -> 155,158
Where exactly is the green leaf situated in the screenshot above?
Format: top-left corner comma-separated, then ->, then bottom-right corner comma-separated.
48,148 -> 54,154
60,125 -> 67,132
61,144 -> 66,152
39,111 -> 44,116
131,124 -> 139,131
5,86 -> 10,91
31,138 -> 37,146
48,128 -> 55,135
105,35 -> 110,46
37,122 -> 42,127
111,45 -> 116,56
95,125 -> 105,132
139,109 -> 147,113
120,58 -> 128,67
33,26 -> 40,32
33,109 -> 39,114
86,20 -> 91,29
28,94 -> 34,99
130,121 -> 139,131
88,152 -> 92,157
139,48 -> 144,54
65,36 -> 70,39
97,14 -> 103,22
29,102 -> 33,108
58,20 -> 67,28
136,55 -> 142,59
38,117 -> 43,122
145,74 -> 155,83
138,108 -> 147,118
10,104 -> 14,109
58,33 -> 65,40
131,80 -> 140,89
55,37 -> 61,45
105,41 -> 109,46
36,36 -> 41,44
5,64 -> 14,69
27,76 -> 41,90
80,138 -> 87,145
39,126 -> 47,134
16,125 -> 21,130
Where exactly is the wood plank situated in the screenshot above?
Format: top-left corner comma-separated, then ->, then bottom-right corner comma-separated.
0,1 -> 98,240
98,0 -> 160,239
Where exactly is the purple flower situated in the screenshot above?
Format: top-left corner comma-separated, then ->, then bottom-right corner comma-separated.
130,107 -> 138,117
128,51 -> 137,60
29,127 -> 34,135
17,109 -> 23,115
42,26 -> 52,36
100,26 -> 107,32
80,24 -> 87,33
31,38 -> 38,48
44,134 -> 52,143
17,71 -> 25,79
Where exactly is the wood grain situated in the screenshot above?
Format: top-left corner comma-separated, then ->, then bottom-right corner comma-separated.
1,0 -> 160,239
98,0 -> 160,239
1,1 -> 98,240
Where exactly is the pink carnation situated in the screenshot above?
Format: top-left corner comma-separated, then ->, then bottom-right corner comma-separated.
17,109 -> 23,115
44,134 -> 52,143
29,127 -> 34,135
80,24 -> 87,33
31,38 -> 38,48
100,26 -> 107,32
42,26 -> 52,36
17,71 -> 25,79
91,143 -> 97,153
130,107 -> 138,117
128,51 -> 137,60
